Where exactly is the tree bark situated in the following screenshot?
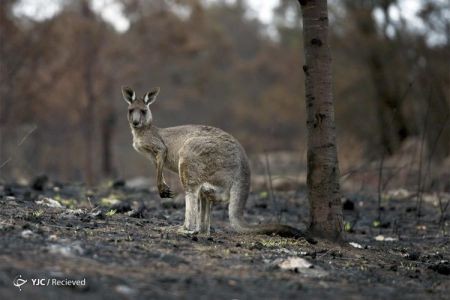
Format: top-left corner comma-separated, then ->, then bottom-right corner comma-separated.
345,2 -> 410,155
81,0 -> 97,186
83,63 -> 95,186
101,112 -> 116,178
299,0 -> 343,240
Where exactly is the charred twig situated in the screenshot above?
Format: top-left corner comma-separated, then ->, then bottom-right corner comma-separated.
437,193 -> 449,236
423,113 -> 450,191
416,93 -> 431,221
263,151 -> 280,222
377,154 -> 384,229
0,125 -> 38,170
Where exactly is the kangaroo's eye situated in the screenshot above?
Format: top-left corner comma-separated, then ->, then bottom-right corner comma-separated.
141,110 -> 146,114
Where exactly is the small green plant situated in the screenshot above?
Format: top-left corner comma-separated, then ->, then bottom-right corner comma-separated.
60,198 -> 77,209
106,209 -> 117,217
100,196 -> 120,207
372,220 -> 381,228
259,191 -> 268,198
25,209 -> 45,222
344,221 -> 352,232
32,209 -> 44,218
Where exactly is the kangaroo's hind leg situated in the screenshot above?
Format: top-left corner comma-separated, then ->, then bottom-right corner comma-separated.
179,158 -> 200,233
198,185 -> 215,235
183,189 -> 200,232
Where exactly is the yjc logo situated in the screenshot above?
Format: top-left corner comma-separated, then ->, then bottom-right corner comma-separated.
31,279 -> 46,286
13,275 -> 27,291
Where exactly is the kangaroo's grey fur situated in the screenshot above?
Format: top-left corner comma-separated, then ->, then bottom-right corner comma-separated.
122,86 -> 302,237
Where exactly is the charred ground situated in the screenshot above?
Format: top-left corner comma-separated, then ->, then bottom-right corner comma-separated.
0,177 -> 449,299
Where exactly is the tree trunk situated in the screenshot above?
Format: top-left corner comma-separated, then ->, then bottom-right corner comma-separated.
368,48 -> 409,155
423,78 -> 450,162
299,0 -> 343,240
101,112 -> 116,178
83,74 -> 95,186
345,2 -> 410,155
81,0 -> 99,186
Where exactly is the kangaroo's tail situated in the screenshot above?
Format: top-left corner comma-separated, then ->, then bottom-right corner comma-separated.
228,166 -> 304,238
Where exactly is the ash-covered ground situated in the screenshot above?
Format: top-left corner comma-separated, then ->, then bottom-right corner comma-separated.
0,175 -> 449,299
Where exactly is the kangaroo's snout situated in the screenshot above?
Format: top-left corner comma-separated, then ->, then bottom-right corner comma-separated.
129,109 -> 147,128
131,112 -> 140,124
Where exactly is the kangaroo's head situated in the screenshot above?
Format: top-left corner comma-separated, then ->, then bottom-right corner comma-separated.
121,86 -> 160,129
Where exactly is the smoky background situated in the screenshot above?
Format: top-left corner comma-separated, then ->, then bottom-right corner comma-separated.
0,0 -> 449,193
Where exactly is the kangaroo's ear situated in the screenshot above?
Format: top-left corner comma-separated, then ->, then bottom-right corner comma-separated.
121,86 -> 136,104
144,87 -> 160,106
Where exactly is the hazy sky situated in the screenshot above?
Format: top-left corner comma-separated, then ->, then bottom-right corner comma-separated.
13,0 -> 426,34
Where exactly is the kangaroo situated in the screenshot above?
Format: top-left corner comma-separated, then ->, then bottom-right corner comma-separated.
122,86 -> 302,237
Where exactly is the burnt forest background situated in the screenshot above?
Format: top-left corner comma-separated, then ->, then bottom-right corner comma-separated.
1,0 -> 449,193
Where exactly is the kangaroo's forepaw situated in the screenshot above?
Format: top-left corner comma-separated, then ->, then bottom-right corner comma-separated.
159,184 -> 174,198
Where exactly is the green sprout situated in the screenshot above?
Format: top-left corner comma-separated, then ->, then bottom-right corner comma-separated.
344,221 -> 352,232
32,209 -> 44,218
106,209 -> 117,217
372,220 -> 381,228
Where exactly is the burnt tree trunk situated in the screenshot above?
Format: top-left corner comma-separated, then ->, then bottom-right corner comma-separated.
346,2 -> 410,155
101,112 -> 116,178
299,0 -> 343,240
369,51 -> 409,155
83,71 -> 95,186
81,0 -> 98,186
422,75 -> 450,162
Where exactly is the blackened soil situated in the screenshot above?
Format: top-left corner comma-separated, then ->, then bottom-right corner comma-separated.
0,181 -> 448,300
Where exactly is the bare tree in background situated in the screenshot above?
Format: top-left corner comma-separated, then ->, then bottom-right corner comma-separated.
99,77 -> 117,178
80,0 -> 104,185
298,0 -> 343,240
344,0 -> 410,155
